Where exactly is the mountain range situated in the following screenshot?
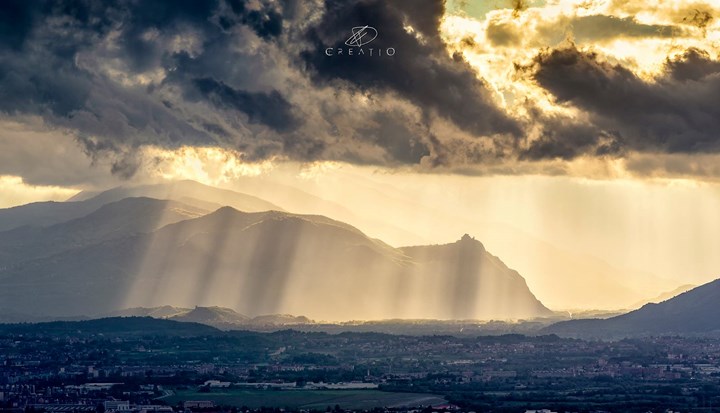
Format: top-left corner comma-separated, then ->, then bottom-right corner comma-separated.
0,181 -> 552,321
0,180 -> 279,232
629,284 -> 697,309
221,174 -> 679,310
544,279 -> 720,338
106,306 -> 312,329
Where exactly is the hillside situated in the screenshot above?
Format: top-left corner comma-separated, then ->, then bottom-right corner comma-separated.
0,317 -> 219,337
0,205 -> 551,321
0,197 -> 207,265
401,234 -> 552,319
0,180 -> 279,232
544,279 -> 720,338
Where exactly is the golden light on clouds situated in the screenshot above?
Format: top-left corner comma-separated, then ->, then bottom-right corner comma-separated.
143,146 -> 278,185
441,0 -> 720,94
297,161 -> 344,180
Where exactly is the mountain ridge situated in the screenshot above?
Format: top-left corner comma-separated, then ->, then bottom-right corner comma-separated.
0,202 -> 551,321
0,180 -> 282,233
543,278 -> 720,338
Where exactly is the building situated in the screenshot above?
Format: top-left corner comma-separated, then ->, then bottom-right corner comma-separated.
104,401 -> 131,412
183,401 -> 215,409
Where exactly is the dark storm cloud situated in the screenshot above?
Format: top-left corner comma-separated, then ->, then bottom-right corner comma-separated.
0,1 -> 36,51
523,44 -> 720,155
5,0 -> 720,182
521,113 -> 622,161
665,47 -> 720,81
357,111 -> 431,164
116,2 -> 216,73
191,78 -> 299,132
2,0 -> 510,178
0,2 -> 285,127
0,0 -> 215,150
302,0 -> 521,138
221,0 -> 283,39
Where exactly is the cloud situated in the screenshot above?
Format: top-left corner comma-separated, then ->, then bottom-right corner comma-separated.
0,0 -> 528,181
0,117 -> 122,188
2,0 -> 720,183
485,14 -> 682,52
608,0 -> 715,32
549,15 -> 680,42
191,77 -> 299,132
523,44 -> 720,156
301,0 -> 521,138
664,47 -> 720,81
510,0 -> 529,19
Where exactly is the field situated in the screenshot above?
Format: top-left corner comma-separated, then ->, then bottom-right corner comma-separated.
164,389 -> 447,409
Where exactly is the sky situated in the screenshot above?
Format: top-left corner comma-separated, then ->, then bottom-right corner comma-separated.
1,0 -> 720,309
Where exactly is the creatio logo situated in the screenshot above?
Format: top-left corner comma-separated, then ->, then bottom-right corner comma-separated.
325,25 -> 395,57
344,25 -> 378,47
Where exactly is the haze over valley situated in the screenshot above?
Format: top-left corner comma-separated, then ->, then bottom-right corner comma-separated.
0,181 -> 553,321
0,179 -> 712,329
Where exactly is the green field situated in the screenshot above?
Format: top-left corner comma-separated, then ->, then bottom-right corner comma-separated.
165,389 -> 447,409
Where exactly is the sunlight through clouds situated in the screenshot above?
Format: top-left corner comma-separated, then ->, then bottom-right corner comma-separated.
0,176 -> 78,208
2,0 -> 720,315
143,146 -> 278,185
